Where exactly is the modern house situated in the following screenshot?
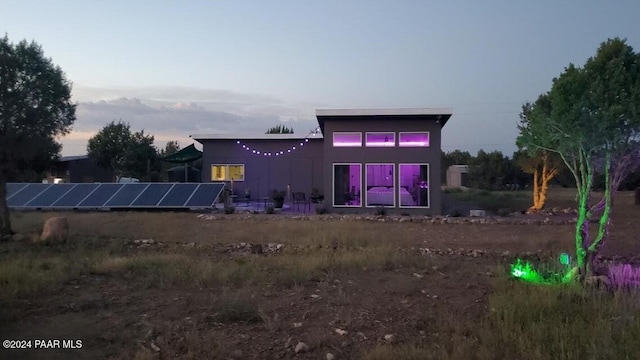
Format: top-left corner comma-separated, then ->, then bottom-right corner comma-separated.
192,108 -> 452,215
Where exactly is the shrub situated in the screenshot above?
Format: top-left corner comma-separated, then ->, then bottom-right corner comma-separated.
315,204 -> 327,214
374,206 -> 387,216
449,209 -> 462,217
265,205 -> 275,214
224,205 -> 236,214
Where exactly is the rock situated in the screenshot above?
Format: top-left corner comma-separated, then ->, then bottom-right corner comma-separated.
293,322 -> 303,328
384,334 -> 396,343
500,250 -> 511,257
334,328 -> 347,335
284,337 -> 294,348
251,244 -> 263,254
326,353 -> 335,360
150,341 -> 160,352
39,217 -> 69,244
294,342 -> 309,353
229,349 -> 243,359
11,233 -> 25,242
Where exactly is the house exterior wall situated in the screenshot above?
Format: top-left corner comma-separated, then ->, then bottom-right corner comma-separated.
48,158 -> 114,183
200,138 -> 324,200
320,116 -> 443,215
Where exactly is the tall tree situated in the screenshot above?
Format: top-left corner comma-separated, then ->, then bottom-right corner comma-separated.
520,38 -> 640,278
87,120 -> 159,180
516,98 -> 564,212
469,150 -> 509,190
266,124 -> 294,134
0,36 -> 76,238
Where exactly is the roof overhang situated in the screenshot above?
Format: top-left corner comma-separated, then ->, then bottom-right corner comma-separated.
190,133 -> 324,142
315,107 -> 453,134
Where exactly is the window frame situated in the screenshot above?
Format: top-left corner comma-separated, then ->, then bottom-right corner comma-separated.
398,131 -> 430,147
332,163 -> 363,208
398,163 -> 430,208
365,163 -> 396,208
211,164 -> 245,181
365,131 -> 396,147
332,132 -> 362,147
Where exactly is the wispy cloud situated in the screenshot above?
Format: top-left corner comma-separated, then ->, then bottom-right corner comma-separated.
61,85 -> 322,155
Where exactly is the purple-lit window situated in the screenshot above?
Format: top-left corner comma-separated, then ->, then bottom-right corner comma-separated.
366,132 -> 395,147
365,164 -> 395,207
333,132 -> 362,147
333,164 -> 362,207
399,132 -> 429,147
398,164 -> 429,208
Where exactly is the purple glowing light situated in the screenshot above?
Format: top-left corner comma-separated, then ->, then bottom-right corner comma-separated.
399,133 -> 429,147
333,133 -> 362,147
366,141 -> 395,147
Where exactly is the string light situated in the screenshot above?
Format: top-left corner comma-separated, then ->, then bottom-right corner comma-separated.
236,127 -> 321,156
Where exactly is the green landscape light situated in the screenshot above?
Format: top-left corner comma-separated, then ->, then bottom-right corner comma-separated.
559,253 -> 571,266
510,258 -> 575,285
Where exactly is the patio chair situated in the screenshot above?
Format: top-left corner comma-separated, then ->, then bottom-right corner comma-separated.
292,192 -> 311,212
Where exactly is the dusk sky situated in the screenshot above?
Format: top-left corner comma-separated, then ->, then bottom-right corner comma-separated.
2,1 -> 639,156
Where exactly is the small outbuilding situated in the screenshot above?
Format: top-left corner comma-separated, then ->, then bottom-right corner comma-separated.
446,165 -> 469,188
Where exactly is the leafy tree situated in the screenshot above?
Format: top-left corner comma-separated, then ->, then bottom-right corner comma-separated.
520,38 -> 640,278
469,150 -> 509,190
266,124 -> 294,134
517,95 -> 565,211
87,120 -> 159,180
159,140 -> 180,157
0,36 -> 76,238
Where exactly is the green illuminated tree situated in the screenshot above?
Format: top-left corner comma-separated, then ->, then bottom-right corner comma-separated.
0,35 -> 76,239
520,38 -> 640,278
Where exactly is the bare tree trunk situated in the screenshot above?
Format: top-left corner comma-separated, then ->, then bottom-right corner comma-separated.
529,169 -> 540,212
0,180 -> 12,240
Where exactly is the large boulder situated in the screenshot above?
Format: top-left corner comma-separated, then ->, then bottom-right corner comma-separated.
39,217 -> 69,244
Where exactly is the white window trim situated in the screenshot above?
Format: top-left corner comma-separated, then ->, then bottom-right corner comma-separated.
211,164 -> 245,181
332,163 -> 362,208
398,163 -> 430,208
365,131 -> 396,147
398,131 -> 430,147
365,163 -> 396,208
332,132 -> 362,147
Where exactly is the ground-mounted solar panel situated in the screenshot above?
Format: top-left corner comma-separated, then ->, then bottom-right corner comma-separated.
105,183 -> 149,207
51,183 -> 100,207
6,182 -> 225,210
185,183 -> 225,207
131,183 -> 174,206
6,183 -> 28,199
25,184 -> 77,207
7,183 -> 51,207
77,183 -> 123,207
158,183 -> 199,207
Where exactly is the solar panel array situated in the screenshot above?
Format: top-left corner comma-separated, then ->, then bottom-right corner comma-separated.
6,183 -> 225,210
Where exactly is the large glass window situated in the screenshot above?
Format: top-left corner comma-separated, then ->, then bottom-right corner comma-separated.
333,132 -> 362,147
211,164 -> 245,181
398,164 -> 429,207
333,164 -> 362,207
399,132 -> 429,147
365,164 -> 395,207
365,132 -> 395,147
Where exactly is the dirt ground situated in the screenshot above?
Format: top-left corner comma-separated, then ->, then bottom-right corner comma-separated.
1,190 -> 638,359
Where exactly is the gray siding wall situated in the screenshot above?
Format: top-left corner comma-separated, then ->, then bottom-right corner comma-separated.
321,116 -> 442,215
200,139 -> 324,199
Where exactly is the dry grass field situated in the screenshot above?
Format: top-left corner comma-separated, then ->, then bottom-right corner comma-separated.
1,188 -> 639,359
